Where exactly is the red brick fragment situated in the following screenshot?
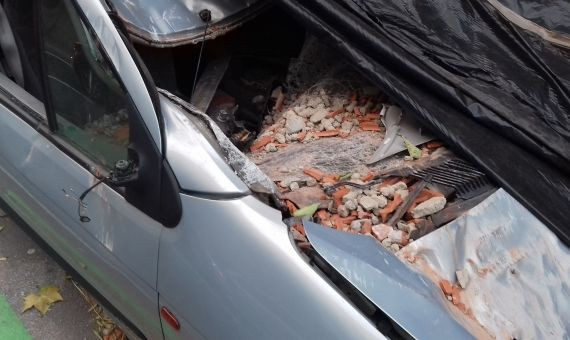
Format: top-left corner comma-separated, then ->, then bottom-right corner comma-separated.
315,130 -> 340,138
327,107 -> 345,118
297,131 -> 307,141
316,210 -> 330,221
379,193 -> 403,222
321,174 -> 339,185
439,279 -> 453,296
354,106 -> 362,116
378,177 -> 400,188
293,224 -> 306,236
250,136 -> 275,152
303,168 -> 325,181
451,285 -> 462,305
361,221 -> 372,234
285,200 -> 297,214
332,187 -> 350,207
426,140 -> 444,150
361,172 -> 375,182
360,122 -> 382,132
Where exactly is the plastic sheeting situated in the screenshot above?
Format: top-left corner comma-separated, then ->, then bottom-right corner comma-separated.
278,0 -> 570,245
497,0 -> 570,35
399,189 -> 570,339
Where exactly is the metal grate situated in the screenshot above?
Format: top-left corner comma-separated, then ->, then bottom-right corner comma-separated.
412,159 -> 494,199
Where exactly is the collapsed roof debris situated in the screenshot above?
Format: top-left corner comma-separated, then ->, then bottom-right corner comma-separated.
145,2 -> 569,333
244,38 -> 466,253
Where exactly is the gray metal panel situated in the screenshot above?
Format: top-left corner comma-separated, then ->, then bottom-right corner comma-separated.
161,95 -> 249,194
76,0 -> 162,153
303,221 -> 474,339
0,96 -> 162,337
109,0 -> 266,46
158,194 -> 384,339
401,189 -> 570,339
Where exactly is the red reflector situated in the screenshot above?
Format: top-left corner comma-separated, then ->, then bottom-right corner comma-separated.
161,306 -> 181,330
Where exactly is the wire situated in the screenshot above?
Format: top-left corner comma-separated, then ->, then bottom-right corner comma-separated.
77,177 -> 107,223
191,13 -> 211,98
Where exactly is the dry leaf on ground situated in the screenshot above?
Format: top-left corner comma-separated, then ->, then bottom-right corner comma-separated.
22,285 -> 63,316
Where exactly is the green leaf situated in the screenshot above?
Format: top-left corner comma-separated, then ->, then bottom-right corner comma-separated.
402,136 -> 422,159
339,173 -> 352,181
293,203 -> 321,217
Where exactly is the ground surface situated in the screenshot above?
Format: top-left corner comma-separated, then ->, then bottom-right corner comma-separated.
0,207 -> 96,340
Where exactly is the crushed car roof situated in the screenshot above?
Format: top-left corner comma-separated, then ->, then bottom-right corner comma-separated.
109,0 -> 267,47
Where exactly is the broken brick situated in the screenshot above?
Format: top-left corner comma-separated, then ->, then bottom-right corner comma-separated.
332,187 -> 350,207
327,107 -> 344,118
439,279 -> 453,296
451,285 -> 462,305
250,136 -> 275,152
293,224 -> 306,237
297,130 -> 307,141
361,172 -> 375,182
315,130 -> 340,138
321,174 -> 339,185
361,221 -> 372,234
379,193 -> 403,222
426,140 -> 444,150
303,167 -> 325,181
316,210 -> 330,221
285,200 -> 298,214
360,122 -> 382,131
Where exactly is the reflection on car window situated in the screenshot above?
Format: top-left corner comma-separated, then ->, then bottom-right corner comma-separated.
39,0 -> 133,168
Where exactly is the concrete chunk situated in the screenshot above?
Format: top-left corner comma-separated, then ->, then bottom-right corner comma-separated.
411,196 -> 447,218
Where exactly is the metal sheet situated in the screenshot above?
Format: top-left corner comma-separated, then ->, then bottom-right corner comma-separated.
109,0 -> 268,47
367,105 -> 434,164
303,221 -> 474,339
400,189 -> 570,339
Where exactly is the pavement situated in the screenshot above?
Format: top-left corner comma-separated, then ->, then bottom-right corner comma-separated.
0,207 -> 96,340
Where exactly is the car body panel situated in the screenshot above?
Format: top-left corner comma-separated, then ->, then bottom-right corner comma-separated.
0,66 -> 163,338
304,221 -> 474,339
157,193 -> 384,339
160,96 -> 249,195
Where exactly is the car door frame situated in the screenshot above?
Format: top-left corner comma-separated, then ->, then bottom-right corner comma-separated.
0,0 -> 182,337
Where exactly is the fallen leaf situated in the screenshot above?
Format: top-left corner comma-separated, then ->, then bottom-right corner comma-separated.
293,203 -> 320,217
0,226 -> 4,232
22,285 -> 63,316
0,257 -> 6,261
402,136 -> 422,159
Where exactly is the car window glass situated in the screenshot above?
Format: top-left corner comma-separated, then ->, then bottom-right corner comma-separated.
39,0 -> 132,168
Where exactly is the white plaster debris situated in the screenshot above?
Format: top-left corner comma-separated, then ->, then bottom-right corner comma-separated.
456,269 -> 470,289
411,196 -> 447,218
359,196 -> 379,211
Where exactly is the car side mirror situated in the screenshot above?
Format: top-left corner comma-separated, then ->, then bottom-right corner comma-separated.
108,159 -> 139,187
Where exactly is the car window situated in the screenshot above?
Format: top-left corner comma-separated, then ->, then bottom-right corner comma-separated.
39,0 -> 133,169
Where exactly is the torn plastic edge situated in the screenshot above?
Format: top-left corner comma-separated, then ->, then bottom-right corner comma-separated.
485,0 -> 570,49
157,88 -> 278,196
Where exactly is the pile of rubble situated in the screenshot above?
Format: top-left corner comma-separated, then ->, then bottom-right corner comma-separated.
249,88 -> 385,153
247,76 -> 448,252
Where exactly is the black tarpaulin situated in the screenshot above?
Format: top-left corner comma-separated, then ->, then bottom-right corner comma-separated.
279,0 -> 570,245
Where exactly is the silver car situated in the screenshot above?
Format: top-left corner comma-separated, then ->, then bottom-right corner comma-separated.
1,0 -> 566,339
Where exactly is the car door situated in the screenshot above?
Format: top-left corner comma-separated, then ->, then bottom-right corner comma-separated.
0,0 -> 168,338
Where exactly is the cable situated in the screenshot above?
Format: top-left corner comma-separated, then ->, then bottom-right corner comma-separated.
77,177 -> 107,223
191,9 -> 212,98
